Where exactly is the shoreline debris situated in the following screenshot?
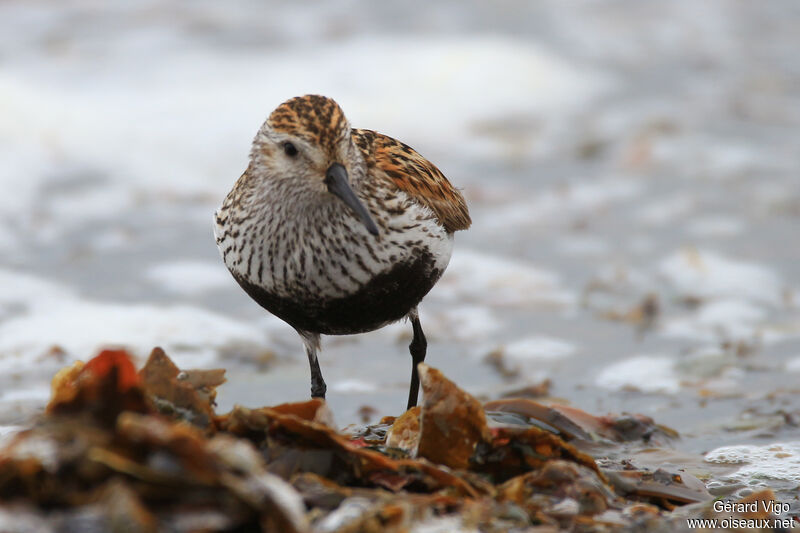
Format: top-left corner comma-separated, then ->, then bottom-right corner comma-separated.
2,347 -> 767,532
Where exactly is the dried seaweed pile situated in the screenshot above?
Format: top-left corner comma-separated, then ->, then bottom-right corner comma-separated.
0,348 -> 783,532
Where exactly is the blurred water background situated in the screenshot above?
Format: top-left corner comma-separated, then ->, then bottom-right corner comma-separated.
1,0 -> 799,501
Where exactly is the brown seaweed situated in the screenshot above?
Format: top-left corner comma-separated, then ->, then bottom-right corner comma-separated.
0,347 -> 725,532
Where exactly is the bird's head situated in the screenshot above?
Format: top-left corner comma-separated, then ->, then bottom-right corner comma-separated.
249,94 -> 379,235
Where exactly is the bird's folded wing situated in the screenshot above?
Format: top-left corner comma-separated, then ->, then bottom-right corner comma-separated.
353,128 -> 471,233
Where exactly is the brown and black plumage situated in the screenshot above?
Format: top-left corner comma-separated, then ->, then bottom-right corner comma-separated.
214,95 -> 470,409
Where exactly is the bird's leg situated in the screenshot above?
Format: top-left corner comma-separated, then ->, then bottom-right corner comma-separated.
300,332 -> 326,399
406,308 -> 427,410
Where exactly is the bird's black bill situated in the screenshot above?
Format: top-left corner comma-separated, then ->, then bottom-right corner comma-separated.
325,163 -> 379,236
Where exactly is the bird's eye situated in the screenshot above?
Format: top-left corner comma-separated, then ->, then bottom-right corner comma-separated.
283,142 -> 298,157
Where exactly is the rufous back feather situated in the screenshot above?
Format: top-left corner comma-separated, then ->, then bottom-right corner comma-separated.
353,129 -> 471,233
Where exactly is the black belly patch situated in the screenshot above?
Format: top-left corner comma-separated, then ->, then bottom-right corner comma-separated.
232,253 -> 442,335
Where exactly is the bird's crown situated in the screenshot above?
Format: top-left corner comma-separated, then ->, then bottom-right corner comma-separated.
267,95 -> 351,156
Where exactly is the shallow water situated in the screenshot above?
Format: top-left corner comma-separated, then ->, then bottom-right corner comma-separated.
1,0 -> 799,511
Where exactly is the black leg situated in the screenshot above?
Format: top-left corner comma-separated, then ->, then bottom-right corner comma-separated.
301,332 -> 326,399
406,312 -> 427,410
309,354 -> 327,399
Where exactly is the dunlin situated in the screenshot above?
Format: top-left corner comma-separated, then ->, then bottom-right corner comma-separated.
214,95 -> 470,409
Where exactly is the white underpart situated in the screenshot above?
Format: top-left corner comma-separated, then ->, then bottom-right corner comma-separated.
215,188 -> 453,300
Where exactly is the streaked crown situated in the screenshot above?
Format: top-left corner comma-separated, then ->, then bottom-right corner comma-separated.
267,95 -> 351,157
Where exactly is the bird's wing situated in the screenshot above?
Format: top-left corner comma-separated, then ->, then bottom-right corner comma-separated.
352,128 -> 471,233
